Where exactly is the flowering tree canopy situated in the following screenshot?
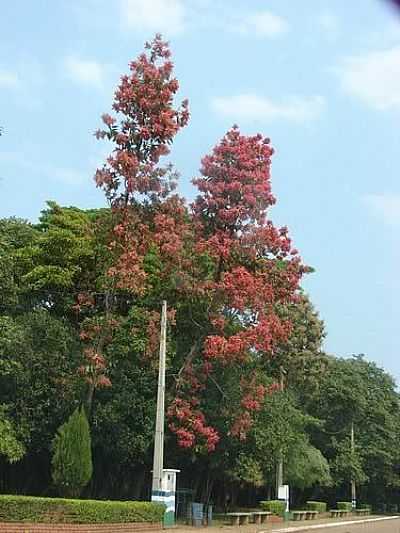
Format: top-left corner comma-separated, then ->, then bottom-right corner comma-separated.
168,127 -> 308,450
93,35 -> 307,453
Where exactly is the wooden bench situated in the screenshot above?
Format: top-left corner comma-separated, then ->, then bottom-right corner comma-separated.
293,511 -> 307,521
306,510 -> 318,520
226,512 -> 252,526
251,511 -> 272,524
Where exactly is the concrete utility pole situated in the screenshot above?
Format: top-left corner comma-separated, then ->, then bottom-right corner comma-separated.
351,422 -> 356,509
151,300 -> 167,498
275,367 -> 285,497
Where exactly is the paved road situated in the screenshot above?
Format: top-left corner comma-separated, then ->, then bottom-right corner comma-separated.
176,517 -> 400,533
271,517 -> 400,533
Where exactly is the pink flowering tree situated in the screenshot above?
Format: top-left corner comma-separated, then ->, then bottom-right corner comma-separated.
77,35 -> 189,410
94,33 -> 189,295
168,127 -> 308,451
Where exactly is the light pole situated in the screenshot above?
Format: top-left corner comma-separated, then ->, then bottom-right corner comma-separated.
150,301 -> 180,527
351,422 -> 356,509
151,300 -> 167,498
275,366 -> 285,497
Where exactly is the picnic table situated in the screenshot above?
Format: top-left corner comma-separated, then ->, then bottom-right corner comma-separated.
355,508 -> 370,516
251,511 -> 272,524
226,512 -> 251,526
226,511 -> 272,525
292,511 -> 307,521
330,509 -> 350,518
292,510 -> 318,521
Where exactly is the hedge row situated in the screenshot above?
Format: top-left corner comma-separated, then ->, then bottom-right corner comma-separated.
306,501 -> 327,513
337,501 -> 352,512
0,495 -> 165,524
260,500 -> 286,516
358,503 -> 372,511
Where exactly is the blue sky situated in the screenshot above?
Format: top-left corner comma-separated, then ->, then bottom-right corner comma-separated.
1,0 -> 399,380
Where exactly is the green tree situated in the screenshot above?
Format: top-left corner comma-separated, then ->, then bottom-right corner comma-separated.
305,355 -> 400,503
0,405 -> 25,463
269,294 -> 327,392
52,407 -> 93,497
285,437 -> 332,490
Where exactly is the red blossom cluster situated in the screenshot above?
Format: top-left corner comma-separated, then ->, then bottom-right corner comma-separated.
169,127 -> 307,448
143,308 -> 176,360
230,377 -> 267,440
75,294 -> 119,393
94,35 -> 190,296
94,34 -> 189,204
193,127 -> 275,232
78,347 -> 111,389
168,398 -> 220,452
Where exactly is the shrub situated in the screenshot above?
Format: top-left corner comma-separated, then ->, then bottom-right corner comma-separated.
358,503 -> 371,511
0,495 -> 165,523
52,407 -> 93,498
260,500 -> 286,516
337,501 -> 352,511
306,501 -> 326,513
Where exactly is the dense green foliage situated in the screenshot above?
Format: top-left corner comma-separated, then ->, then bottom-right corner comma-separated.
306,501 -> 327,513
337,501 -> 352,511
1,204 -> 400,510
0,406 -> 25,463
52,408 -> 93,497
0,495 -> 165,523
260,500 -> 286,516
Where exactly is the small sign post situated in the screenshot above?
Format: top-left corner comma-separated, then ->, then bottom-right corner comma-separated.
278,484 -> 290,514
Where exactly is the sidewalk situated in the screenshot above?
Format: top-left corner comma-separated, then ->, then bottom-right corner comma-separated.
174,515 -> 400,533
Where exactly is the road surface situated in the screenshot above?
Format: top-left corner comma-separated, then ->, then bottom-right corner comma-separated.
270,516 -> 400,533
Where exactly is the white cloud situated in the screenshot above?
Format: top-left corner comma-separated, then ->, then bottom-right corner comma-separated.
335,46 -> 400,110
233,10 -> 289,38
0,69 -> 19,88
65,56 -> 105,88
364,194 -> 400,226
212,93 -> 324,122
120,0 -> 185,35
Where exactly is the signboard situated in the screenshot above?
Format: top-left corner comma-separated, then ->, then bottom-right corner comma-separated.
278,484 -> 289,512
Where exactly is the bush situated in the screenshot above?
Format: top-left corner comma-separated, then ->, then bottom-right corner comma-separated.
0,495 -> 165,523
260,500 -> 286,516
337,501 -> 352,511
306,501 -> 326,513
52,407 -> 93,498
358,503 -> 371,511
